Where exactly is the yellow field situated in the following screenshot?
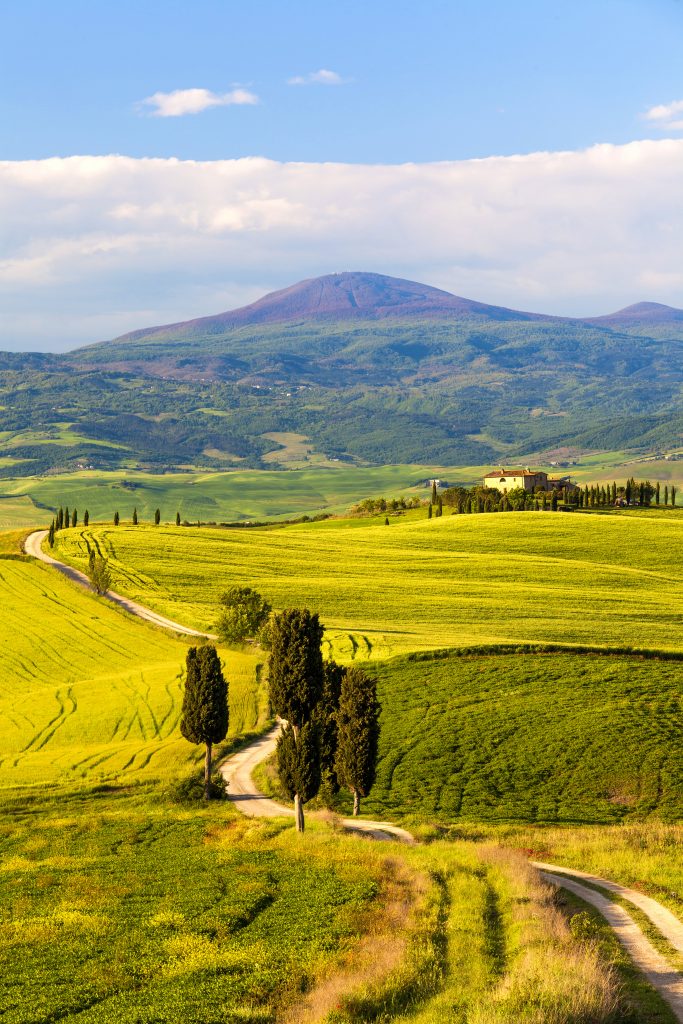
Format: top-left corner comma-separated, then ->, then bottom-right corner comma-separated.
53,510 -> 683,659
0,559 -> 266,789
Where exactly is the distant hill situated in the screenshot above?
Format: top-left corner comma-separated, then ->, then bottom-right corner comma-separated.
0,271 -> 680,475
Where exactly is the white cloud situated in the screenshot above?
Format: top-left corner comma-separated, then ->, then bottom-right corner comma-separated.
643,99 -> 683,132
2,140 -> 683,350
139,87 -> 259,117
287,69 -> 346,86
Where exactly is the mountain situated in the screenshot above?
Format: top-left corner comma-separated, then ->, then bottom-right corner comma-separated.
105,272 -> 554,348
0,272 -> 681,477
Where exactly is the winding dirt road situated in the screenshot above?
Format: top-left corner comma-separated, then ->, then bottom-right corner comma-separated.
220,722 -> 416,843
22,527 -> 683,1016
24,530 -> 212,638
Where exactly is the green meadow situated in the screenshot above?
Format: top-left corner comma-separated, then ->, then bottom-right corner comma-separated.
54,510 -> 683,658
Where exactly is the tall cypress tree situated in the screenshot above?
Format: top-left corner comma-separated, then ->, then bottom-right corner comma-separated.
114,510 -> 120,526
83,510 -> 89,526
57,507 -> 63,530
314,660 -> 344,803
176,511 -> 181,526
72,509 -> 78,527
155,508 -> 161,525
132,507 -> 138,525
334,666 -> 380,816
655,482 -> 660,506
268,608 -> 324,832
672,485 -> 677,507
665,485 -> 669,507
64,506 -> 70,529
427,503 -> 432,520
431,480 -> 438,505
180,646 -> 229,800
48,520 -> 55,548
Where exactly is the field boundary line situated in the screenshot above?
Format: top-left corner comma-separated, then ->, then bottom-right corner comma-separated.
24,530 -> 214,639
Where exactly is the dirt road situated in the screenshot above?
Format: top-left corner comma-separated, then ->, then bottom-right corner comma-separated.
24,530 -> 212,638
219,722 -> 415,843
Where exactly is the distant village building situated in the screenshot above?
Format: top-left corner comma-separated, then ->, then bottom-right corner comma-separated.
483,468 -> 578,493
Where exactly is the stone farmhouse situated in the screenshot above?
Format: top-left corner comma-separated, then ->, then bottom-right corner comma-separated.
483,468 -> 579,493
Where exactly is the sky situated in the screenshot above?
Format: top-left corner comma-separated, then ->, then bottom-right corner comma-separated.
2,0 -> 683,350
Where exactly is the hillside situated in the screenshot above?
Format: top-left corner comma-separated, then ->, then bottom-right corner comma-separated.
52,512 -> 683,658
0,272 -> 681,473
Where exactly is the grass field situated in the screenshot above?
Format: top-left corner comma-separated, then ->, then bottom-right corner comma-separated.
3,785 -> 665,1024
0,558 -> 267,790
53,510 -> 683,658
361,650 -> 683,825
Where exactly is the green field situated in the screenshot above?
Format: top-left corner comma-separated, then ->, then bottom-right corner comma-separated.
0,558 -> 266,790
53,510 -> 683,658
363,650 -> 683,825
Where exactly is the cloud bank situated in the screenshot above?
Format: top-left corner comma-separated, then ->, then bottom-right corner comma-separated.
2,140 -> 683,350
140,87 -> 259,117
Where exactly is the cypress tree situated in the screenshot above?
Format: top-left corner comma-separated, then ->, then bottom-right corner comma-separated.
431,480 -> 438,504
672,485 -> 677,507
114,511 -> 120,526
656,482 -> 660,506
665,485 -> 669,507
436,498 -> 443,517
57,507 -> 63,530
48,520 -> 55,548
334,666 -> 380,816
72,509 -> 78,527
551,490 -> 558,511
64,506 -> 70,529
132,507 -> 138,525
180,645 -> 229,800
269,609 -> 324,832
155,508 -> 161,525
83,510 -> 89,526
427,504 -> 432,520
313,660 -> 344,803
638,482 -> 645,506
176,511 -> 181,526
625,480 -> 632,505
384,516 -> 389,525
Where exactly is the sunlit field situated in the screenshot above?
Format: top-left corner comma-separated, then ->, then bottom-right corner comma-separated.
53,510 -> 683,658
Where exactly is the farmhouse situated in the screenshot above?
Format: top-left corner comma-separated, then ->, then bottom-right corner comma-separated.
483,467 -> 578,493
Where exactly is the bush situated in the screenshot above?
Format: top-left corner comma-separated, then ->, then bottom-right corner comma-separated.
167,770 -> 227,804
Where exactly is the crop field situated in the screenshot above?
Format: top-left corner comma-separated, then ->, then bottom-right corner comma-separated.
54,510 -> 683,658
360,650 -> 683,825
0,558 -> 266,790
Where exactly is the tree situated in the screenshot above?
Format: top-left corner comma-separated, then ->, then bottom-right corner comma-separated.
334,666 -> 380,816
180,646 -> 229,801
217,586 -> 272,644
83,510 -> 89,526
48,520 -> 55,548
656,483 -> 660,506
176,511 -> 181,526
431,480 -> 438,505
132,507 -> 138,525
64,506 -> 70,529
114,511 -> 120,526
155,508 -> 161,525
72,508 -> 78,527
665,485 -> 669,507
673,485 -> 678,507
427,503 -> 432,520
384,516 -> 389,525
269,608 -> 324,832
314,660 -> 344,802
88,555 -> 112,595
57,507 -> 63,531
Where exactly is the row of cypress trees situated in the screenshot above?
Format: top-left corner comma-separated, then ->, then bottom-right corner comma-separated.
180,608 -> 380,828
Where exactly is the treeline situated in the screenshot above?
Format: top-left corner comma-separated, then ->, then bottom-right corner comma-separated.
350,495 -> 423,516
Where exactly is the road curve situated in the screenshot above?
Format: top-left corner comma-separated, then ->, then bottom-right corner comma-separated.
219,722 -> 416,844
24,530 -> 213,639
539,869 -> 683,1022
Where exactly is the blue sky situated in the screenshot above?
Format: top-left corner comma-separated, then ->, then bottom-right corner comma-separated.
4,0 -> 682,163
2,0 -> 683,349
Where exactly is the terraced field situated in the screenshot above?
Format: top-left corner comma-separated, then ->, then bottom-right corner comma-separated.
53,511 -> 683,659
0,558 -> 266,789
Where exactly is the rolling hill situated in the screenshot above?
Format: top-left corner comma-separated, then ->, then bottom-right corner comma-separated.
0,272 -> 681,474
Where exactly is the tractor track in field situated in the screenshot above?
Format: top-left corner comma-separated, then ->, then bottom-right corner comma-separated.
23,529 -> 683,1018
24,530 -> 213,639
